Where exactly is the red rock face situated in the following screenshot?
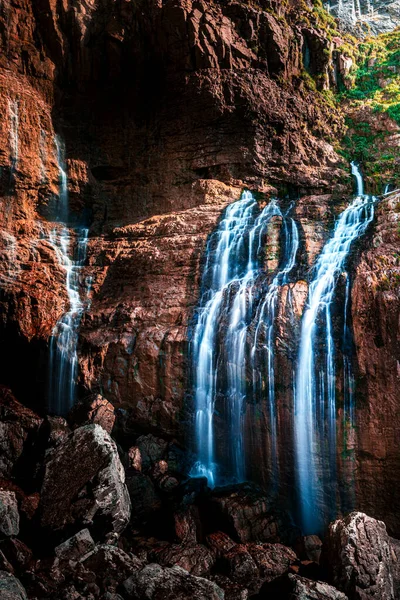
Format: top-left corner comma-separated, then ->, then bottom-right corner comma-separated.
352,192 -> 400,535
1,0 -> 399,535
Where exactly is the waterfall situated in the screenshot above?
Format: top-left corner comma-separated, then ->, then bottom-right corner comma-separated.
8,99 -> 19,171
47,136 -> 90,416
294,162 -> 375,534
191,191 -> 299,486
190,191 -> 259,486
251,213 -> 299,484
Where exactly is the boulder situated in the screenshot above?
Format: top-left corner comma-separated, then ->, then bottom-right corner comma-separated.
207,484 -> 298,544
323,512 -> 396,600
0,492 -> 19,538
40,424 -> 131,542
288,575 -> 349,599
206,531 -> 236,557
150,543 -> 215,577
0,571 -> 27,599
260,573 -> 348,599
122,563 -> 224,600
80,544 -> 143,590
68,394 -> 115,434
55,529 -> 95,562
0,387 -> 42,478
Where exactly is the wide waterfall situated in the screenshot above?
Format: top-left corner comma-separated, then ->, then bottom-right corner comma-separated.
192,163 -> 376,533
191,191 -> 299,487
294,162 -> 375,534
47,137 -> 90,416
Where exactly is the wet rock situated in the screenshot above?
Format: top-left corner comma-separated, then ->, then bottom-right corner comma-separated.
68,394 -> 116,434
323,512 -> 396,599
150,543 -> 215,577
40,424 -> 131,542
0,492 -> 19,538
55,529 -> 95,562
122,563 -> 224,600
0,571 -> 27,599
0,388 -> 42,478
125,472 -> 162,523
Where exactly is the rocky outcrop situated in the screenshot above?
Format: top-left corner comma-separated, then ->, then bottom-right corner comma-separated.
323,512 -> 397,600
39,424 -> 131,542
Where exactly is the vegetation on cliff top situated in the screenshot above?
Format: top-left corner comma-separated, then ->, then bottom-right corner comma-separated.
337,27 -> 400,192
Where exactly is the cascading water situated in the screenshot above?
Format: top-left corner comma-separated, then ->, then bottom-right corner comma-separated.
251,212 -> 299,485
47,136 -> 90,416
294,162 -> 375,534
191,192 -> 299,486
190,191 -> 259,486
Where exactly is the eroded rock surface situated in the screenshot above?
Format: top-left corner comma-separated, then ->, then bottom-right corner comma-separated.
323,512 -> 396,600
40,424 -> 131,541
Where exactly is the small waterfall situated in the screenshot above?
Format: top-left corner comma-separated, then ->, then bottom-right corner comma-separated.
8,99 -> 19,171
48,136 -> 90,416
294,162 -> 375,534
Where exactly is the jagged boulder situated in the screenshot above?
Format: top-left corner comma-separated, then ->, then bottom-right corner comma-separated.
0,492 -> 19,538
150,543 -> 215,577
0,571 -> 27,599
122,564 -> 224,600
80,544 -> 143,591
260,573 -> 348,599
40,424 -> 131,542
323,512 -> 396,600
54,529 -> 95,562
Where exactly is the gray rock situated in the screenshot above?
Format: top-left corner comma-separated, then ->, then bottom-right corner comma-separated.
122,563 -> 224,600
80,544 -> 143,585
0,492 -> 19,538
55,529 -> 95,562
288,574 -> 348,599
323,511 -> 396,600
0,571 -> 27,599
40,424 -> 131,542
